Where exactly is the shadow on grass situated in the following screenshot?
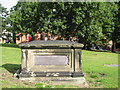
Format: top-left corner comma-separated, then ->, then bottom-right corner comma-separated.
2,64 -> 21,74
1,43 -> 19,48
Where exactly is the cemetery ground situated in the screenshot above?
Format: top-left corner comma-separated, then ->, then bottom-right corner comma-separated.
0,44 -> 119,88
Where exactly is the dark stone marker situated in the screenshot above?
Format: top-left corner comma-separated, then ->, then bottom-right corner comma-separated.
19,40 -> 84,78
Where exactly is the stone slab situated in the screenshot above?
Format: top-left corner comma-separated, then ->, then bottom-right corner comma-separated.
105,64 -> 120,67
19,40 -> 84,48
19,77 -> 88,87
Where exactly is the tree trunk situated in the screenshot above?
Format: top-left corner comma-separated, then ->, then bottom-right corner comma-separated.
13,33 -> 16,44
21,36 -> 22,43
25,34 -> 27,41
83,43 -> 87,49
87,43 -> 91,50
112,39 -> 115,53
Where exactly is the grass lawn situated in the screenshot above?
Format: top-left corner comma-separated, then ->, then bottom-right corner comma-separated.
1,45 -> 119,88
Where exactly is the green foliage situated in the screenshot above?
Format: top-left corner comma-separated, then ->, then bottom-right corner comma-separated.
2,43 -> 19,48
0,4 -> 9,30
113,2 -> 120,42
5,2 -> 119,50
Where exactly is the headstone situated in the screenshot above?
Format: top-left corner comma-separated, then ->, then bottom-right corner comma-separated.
18,40 -> 87,86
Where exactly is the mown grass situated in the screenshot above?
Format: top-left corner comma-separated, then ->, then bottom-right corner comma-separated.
1,45 -> 119,88
82,50 -> 118,88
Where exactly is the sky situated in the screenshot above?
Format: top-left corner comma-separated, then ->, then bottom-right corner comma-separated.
0,0 -> 19,11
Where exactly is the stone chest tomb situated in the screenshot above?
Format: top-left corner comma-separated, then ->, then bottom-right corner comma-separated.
19,40 -> 84,79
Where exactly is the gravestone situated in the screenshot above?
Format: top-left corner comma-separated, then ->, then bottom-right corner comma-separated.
19,40 -> 87,86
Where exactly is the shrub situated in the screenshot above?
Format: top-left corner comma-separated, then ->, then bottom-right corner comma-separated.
2,43 -> 19,48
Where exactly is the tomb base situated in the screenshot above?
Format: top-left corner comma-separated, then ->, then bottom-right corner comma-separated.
19,71 -> 84,77
19,77 -> 88,87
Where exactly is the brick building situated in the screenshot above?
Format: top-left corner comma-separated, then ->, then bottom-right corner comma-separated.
16,32 -> 77,44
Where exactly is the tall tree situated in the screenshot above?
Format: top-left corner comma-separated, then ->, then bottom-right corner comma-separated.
50,2 -> 116,49
0,4 -> 10,42
111,2 -> 120,52
7,2 -> 27,43
7,2 -> 118,50
0,4 -> 9,31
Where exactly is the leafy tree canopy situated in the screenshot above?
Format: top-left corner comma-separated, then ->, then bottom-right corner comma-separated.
6,2 -> 119,51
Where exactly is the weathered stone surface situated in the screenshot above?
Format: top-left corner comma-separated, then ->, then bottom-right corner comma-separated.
19,40 -> 84,81
19,77 -> 88,87
19,40 -> 84,48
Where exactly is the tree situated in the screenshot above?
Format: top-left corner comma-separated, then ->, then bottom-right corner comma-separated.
7,2 -> 54,40
0,4 -> 11,43
7,2 -> 26,43
50,2 -> 116,49
98,2 -> 119,52
111,2 -> 120,52
0,4 -> 9,31
7,2 -> 118,50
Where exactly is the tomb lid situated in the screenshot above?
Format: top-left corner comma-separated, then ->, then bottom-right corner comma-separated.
19,40 -> 84,48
